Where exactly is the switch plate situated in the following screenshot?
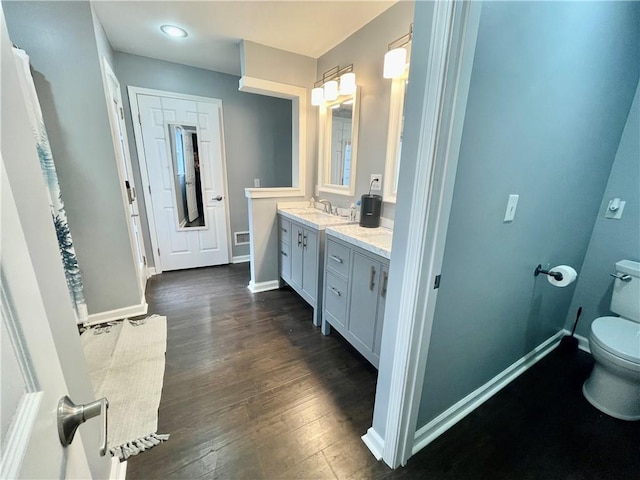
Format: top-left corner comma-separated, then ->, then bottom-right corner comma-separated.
503,194 -> 519,222
370,174 -> 382,192
254,178 -> 261,188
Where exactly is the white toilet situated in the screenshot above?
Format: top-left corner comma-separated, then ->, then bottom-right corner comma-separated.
583,260 -> 640,421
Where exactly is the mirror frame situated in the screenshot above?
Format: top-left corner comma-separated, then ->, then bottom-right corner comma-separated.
317,87 -> 361,197
383,77 -> 408,204
165,122 -> 208,231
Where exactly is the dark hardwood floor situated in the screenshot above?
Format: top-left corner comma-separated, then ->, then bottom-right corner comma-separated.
127,264 -> 639,479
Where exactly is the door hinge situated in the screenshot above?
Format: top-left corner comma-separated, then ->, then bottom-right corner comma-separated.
138,113 -> 141,125
157,248 -> 160,256
143,255 -> 147,266
148,185 -> 152,195
434,274 -> 441,289
120,107 -> 124,120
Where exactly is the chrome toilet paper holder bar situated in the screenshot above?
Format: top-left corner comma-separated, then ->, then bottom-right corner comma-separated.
534,264 -> 563,281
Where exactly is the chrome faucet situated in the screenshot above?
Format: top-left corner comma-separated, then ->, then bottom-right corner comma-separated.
318,199 -> 332,214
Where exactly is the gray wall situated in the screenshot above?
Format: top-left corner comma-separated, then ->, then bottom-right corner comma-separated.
566,81 -> 640,339
114,52 -> 293,261
417,1 -> 640,427
4,0 -> 141,314
315,1 -> 414,219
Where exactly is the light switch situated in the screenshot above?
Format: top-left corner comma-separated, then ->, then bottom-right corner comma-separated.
503,194 -> 519,222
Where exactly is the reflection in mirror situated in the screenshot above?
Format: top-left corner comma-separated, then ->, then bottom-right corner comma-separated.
168,124 -> 206,229
319,88 -> 360,196
384,70 -> 409,203
329,102 -> 353,186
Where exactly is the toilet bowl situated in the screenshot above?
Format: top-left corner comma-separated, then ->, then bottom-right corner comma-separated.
582,316 -> 640,420
582,260 -> 640,421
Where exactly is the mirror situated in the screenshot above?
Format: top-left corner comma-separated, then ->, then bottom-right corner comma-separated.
384,65 -> 410,204
318,88 -> 360,196
167,123 -> 206,229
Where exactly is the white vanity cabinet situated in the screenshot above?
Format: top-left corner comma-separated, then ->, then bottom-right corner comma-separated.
322,236 -> 390,368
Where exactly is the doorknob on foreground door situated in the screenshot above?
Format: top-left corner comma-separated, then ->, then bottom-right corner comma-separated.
58,396 -> 109,456
214,195 -> 223,201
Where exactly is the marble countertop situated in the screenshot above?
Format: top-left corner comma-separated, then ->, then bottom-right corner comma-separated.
277,206 -> 353,231
325,224 -> 393,260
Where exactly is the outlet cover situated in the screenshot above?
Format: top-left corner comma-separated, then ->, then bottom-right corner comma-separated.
604,200 -> 625,219
254,178 -> 261,188
370,174 -> 382,192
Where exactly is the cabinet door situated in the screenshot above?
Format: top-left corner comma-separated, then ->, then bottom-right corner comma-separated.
348,252 -> 380,354
373,264 -> 389,358
290,223 -> 304,291
301,228 -> 318,302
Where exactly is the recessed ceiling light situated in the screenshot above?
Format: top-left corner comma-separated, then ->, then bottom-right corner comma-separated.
160,25 -> 188,38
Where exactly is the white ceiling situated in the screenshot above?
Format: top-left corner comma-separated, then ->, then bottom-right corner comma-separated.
92,1 -> 397,76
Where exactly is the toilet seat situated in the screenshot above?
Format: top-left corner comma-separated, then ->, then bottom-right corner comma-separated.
591,316 -> 640,364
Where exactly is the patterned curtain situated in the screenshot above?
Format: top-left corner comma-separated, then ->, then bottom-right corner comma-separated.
12,47 -> 88,323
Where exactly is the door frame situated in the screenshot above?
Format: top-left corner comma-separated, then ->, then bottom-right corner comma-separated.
363,0 -> 482,468
100,56 -> 148,296
128,87 -> 233,273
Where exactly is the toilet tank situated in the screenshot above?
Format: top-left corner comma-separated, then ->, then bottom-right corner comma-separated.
611,260 -> 640,322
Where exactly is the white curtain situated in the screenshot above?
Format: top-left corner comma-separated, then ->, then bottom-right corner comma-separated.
12,47 -> 88,323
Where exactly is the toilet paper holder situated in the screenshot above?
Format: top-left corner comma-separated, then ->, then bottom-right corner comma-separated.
534,264 -> 563,281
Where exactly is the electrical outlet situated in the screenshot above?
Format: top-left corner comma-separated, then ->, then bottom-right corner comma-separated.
370,174 -> 382,192
254,178 -> 261,188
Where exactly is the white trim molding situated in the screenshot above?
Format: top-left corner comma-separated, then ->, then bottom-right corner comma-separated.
232,255 -> 251,264
239,76 -> 307,199
361,427 -> 384,461
412,330 -> 563,455
109,458 -> 127,480
85,299 -> 148,326
367,1 -> 483,468
146,267 -> 157,279
247,280 -> 280,293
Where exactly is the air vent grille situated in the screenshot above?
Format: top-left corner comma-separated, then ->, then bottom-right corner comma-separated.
234,231 -> 250,246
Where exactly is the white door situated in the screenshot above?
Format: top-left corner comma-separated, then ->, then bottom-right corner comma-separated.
133,91 -> 230,271
101,58 -> 147,295
1,159 -> 93,479
180,130 -> 199,222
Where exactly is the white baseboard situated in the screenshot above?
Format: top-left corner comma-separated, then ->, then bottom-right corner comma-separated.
562,329 -> 591,353
146,267 -> 157,278
247,280 -> 280,293
412,330 -> 564,455
109,457 -> 127,480
361,427 -> 384,461
85,300 -> 148,326
232,255 -> 250,264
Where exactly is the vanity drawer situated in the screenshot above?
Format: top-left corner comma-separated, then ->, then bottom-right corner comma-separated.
324,272 -> 348,328
280,217 -> 291,245
326,239 -> 351,279
280,241 -> 291,280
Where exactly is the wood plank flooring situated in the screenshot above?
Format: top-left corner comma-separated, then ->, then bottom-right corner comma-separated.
127,264 -> 639,479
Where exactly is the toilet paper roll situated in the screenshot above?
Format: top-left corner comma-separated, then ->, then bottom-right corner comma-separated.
547,265 -> 577,287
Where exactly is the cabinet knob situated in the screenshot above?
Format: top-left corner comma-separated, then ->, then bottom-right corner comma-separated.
370,266 -> 376,291
330,286 -> 341,297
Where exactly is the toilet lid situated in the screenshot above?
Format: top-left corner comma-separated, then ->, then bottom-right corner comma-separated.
591,316 -> 640,363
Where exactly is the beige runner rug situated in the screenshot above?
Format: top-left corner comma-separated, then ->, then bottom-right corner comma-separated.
81,315 -> 169,461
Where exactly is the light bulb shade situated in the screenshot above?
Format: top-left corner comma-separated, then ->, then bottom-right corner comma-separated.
324,80 -> 338,101
383,47 -> 407,79
311,87 -> 324,106
339,72 -> 357,95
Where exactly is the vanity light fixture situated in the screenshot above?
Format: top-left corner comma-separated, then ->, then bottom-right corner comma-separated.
383,24 -> 412,79
312,64 -> 356,107
160,24 -> 188,38
324,80 -> 339,102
